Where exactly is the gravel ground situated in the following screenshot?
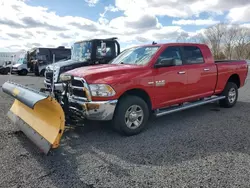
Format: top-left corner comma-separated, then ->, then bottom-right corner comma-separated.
0,73 -> 250,188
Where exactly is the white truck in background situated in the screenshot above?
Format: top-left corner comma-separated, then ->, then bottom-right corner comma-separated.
0,51 -> 26,75
11,55 -> 29,75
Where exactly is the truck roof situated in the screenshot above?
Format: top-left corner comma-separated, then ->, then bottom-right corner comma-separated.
29,46 -> 70,52
74,37 -> 118,44
128,42 -> 208,49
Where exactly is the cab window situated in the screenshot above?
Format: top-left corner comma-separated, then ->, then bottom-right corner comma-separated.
182,46 -> 204,64
156,46 -> 182,66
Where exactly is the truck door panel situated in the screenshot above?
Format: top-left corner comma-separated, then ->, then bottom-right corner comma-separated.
181,46 -> 217,99
153,46 -> 188,108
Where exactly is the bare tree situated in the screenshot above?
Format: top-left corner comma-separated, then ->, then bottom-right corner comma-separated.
233,27 -> 250,59
223,24 -> 239,59
189,33 -> 207,44
176,32 -> 189,43
203,23 -> 227,59
175,23 -> 250,60
244,43 -> 250,59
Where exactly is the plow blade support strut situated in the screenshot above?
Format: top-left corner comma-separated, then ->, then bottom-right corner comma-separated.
2,81 -> 65,154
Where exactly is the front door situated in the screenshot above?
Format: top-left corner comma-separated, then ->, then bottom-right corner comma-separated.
153,46 -> 188,109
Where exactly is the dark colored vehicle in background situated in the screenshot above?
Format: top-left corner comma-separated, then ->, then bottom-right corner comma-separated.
44,37 -> 120,90
0,61 -> 12,75
11,46 -> 71,76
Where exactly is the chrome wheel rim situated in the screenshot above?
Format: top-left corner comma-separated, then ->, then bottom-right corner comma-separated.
125,105 -> 144,129
228,88 -> 236,103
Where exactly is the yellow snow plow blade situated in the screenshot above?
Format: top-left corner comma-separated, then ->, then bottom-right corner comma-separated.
2,81 -> 65,154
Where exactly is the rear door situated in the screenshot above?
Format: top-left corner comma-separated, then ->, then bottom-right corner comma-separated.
153,46 -> 188,108
181,45 -> 217,99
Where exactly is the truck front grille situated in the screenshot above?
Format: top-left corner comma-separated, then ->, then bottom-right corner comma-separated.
72,88 -> 86,98
45,71 -> 53,83
69,77 -> 90,100
71,79 -> 84,87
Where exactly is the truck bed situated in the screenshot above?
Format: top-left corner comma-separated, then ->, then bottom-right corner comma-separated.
214,60 -> 248,94
215,60 -> 245,64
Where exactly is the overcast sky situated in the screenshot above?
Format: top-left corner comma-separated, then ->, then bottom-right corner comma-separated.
0,0 -> 250,52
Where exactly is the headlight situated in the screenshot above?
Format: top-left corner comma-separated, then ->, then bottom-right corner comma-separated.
59,74 -> 72,82
89,84 -> 116,97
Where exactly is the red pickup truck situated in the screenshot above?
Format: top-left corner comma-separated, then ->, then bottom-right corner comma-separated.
60,43 -> 248,135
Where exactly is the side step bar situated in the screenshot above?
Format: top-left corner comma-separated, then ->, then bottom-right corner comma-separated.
155,96 -> 226,117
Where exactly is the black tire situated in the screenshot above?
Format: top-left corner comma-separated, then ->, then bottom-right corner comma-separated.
40,69 -> 45,77
219,82 -> 238,108
2,68 -> 9,75
18,69 -> 28,76
112,95 -> 149,136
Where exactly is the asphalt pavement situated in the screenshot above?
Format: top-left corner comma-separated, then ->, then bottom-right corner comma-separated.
0,73 -> 250,188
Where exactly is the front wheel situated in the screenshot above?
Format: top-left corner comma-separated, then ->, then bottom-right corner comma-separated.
113,95 -> 149,136
40,69 -> 45,77
219,82 -> 238,108
18,69 -> 28,76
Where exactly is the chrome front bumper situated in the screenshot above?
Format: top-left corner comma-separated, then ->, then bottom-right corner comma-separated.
68,97 -> 118,121
11,68 -> 18,73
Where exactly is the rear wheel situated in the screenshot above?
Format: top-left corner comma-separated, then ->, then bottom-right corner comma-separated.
219,82 -> 238,108
113,95 -> 149,136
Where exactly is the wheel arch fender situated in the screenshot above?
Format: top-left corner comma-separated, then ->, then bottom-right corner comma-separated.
227,74 -> 240,88
117,88 -> 153,111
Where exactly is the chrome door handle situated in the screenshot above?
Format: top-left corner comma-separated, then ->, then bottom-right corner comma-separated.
178,71 -> 186,74
204,68 -> 210,71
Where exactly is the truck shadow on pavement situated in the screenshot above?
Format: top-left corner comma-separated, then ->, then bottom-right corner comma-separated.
13,100 -> 250,186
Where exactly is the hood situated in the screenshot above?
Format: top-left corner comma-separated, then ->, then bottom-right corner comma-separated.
12,63 -> 22,67
49,59 -> 88,68
66,64 -> 145,84
51,59 -> 77,67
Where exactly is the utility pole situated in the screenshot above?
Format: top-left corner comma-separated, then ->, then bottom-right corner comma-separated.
10,54 -> 16,75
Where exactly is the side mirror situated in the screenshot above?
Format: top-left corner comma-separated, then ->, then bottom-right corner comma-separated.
154,58 -> 181,68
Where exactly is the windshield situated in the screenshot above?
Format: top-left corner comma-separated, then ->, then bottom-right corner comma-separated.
71,41 -> 92,61
17,54 -> 27,64
111,46 -> 160,65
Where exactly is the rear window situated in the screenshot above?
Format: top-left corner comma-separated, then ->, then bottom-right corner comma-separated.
182,46 -> 204,64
